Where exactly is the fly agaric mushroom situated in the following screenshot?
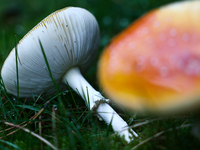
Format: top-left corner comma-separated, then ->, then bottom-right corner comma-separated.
1,7 -> 138,142
98,1 -> 200,113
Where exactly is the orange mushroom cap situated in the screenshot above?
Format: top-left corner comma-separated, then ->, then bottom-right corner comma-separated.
98,1 -> 200,113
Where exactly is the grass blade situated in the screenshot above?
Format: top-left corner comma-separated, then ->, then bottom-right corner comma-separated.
0,139 -> 22,150
15,35 -> 19,101
39,39 -> 59,94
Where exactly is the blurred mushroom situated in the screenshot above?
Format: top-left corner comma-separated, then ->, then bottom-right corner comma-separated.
98,1 -> 200,113
1,7 -> 137,142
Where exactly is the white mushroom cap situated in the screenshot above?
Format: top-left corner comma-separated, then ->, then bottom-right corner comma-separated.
1,7 -> 100,97
1,7 -> 138,142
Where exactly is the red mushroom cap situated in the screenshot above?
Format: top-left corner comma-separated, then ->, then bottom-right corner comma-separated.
98,1 -> 200,113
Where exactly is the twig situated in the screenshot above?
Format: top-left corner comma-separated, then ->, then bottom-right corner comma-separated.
39,115 -> 43,150
4,122 -> 57,150
131,124 -> 193,150
0,101 -> 49,138
130,116 -> 190,129
52,105 -> 58,148
110,118 -> 162,139
130,118 -> 163,129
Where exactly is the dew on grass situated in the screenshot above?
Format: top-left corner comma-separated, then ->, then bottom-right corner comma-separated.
130,118 -> 134,122
54,107 -> 57,110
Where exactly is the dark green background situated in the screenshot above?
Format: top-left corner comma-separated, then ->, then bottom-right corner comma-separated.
0,0 -> 199,150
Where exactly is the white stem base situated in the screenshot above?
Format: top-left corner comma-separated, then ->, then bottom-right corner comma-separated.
62,67 -> 138,142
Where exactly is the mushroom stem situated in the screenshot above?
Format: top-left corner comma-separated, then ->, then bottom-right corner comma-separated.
62,67 -> 138,142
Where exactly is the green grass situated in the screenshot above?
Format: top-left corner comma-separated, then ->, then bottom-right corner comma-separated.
0,0 -> 200,149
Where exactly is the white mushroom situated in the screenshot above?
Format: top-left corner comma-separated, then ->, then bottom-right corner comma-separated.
1,7 -> 138,142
